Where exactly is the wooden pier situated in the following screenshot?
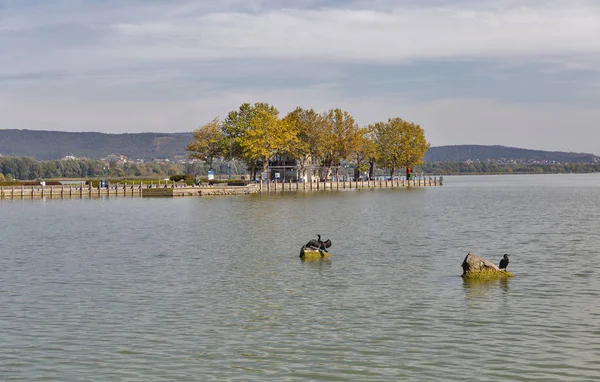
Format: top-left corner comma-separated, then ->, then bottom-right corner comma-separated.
256,176 -> 443,193
0,176 -> 443,199
0,182 -> 145,199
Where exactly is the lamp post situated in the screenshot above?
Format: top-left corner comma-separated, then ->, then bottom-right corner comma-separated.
228,140 -> 232,180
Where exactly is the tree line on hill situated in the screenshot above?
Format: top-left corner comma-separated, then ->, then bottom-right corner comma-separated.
0,129 -> 190,161
2,128 -> 598,165
419,162 -> 600,175
424,145 -> 600,163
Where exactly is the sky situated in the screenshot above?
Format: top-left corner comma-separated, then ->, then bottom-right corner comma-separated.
1,0 -> 600,154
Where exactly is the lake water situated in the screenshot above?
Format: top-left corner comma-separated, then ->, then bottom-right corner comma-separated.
1,174 -> 600,381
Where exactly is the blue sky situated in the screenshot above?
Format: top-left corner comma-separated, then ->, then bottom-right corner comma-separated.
1,0 -> 600,154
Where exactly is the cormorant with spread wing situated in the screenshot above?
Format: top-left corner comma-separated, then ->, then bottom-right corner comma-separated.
499,254 -> 510,270
305,234 -> 332,252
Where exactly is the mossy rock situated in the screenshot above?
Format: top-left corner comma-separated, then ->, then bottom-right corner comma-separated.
299,245 -> 331,260
462,269 -> 514,280
461,252 -> 514,280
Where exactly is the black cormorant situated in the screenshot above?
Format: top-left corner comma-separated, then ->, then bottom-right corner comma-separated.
499,254 -> 509,270
305,234 -> 332,252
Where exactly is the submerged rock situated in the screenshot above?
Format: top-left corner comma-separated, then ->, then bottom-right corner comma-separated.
461,252 -> 513,279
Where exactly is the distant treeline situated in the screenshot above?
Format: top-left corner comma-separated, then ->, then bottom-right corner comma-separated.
0,156 -> 244,181
424,145 -> 600,164
417,162 -> 600,175
1,156 -> 599,182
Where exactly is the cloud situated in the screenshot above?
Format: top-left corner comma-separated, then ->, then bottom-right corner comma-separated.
99,3 -> 600,66
2,0 -> 600,76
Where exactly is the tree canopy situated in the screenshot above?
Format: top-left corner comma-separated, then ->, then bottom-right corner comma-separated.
373,118 -> 430,176
186,102 -> 431,180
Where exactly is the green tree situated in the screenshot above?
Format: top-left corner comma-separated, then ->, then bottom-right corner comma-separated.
353,126 -> 378,180
186,118 -> 227,170
0,173 -> 5,183
222,103 -> 257,161
373,117 -> 430,177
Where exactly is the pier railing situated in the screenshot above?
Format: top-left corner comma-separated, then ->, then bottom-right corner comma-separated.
0,176 -> 443,199
257,176 -> 443,193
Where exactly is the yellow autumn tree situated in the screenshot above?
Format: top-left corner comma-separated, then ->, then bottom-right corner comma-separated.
319,109 -> 362,179
186,117 -> 226,170
373,117 -> 430,177
237,103 -> 297,179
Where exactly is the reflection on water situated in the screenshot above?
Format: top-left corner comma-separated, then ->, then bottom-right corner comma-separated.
1,175 -> 600,381
463,276 -> 511,298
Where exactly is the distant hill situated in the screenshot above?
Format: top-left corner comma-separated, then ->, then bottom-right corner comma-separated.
1,130 -> 599,164
424,145 -> 600,164
0,129 -> 192,160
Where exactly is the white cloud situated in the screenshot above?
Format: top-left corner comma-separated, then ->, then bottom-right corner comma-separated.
100,4 -> 600,65
2,0 -> 600,75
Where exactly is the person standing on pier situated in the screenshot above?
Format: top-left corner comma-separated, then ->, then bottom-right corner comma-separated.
406,167 -> 411,180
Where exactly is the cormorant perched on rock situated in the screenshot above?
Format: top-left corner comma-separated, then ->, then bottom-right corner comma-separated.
305,234 -> 332,252
499,254 -> 510,270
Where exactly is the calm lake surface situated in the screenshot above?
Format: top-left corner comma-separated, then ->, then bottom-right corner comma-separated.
2,174 -> 600,381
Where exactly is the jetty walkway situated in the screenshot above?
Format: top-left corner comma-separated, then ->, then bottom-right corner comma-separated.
0,176 -> 443,199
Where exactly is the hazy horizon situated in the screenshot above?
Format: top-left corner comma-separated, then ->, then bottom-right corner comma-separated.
2,1 -> 600,155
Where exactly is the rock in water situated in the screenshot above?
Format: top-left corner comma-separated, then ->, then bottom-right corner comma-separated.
299,245 -> 331,260
461,252 -> 513,279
